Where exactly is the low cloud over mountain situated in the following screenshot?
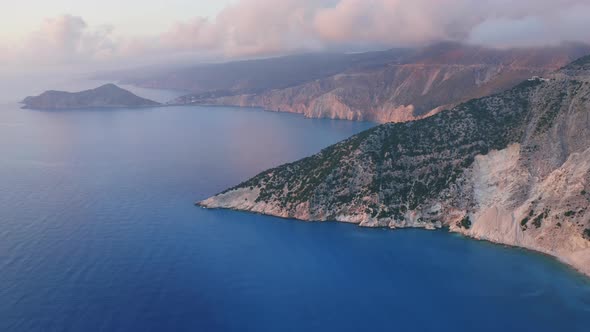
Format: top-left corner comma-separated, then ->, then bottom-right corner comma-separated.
2,0 -> 590,71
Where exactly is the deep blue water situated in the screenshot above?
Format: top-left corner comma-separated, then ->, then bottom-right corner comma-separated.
0,86 -> 589,331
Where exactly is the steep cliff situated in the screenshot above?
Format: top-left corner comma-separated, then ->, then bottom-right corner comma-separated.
200,56 -> 590,277
170,43 -> 590,123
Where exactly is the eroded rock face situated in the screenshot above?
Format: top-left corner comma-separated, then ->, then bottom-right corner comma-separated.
200,56 -> 590,277
195,64 -> 551,123
171,43 -> 590,123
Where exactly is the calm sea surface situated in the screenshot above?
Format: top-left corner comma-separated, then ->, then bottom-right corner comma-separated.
0,83 -> 589,331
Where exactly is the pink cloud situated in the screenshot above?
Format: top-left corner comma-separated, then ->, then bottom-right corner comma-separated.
159,0 -> 323,57
10,15 -> 117,66
156,0 -> 590,57
3,0 -> 590,70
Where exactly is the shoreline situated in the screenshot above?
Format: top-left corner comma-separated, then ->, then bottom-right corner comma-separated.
197,203 -> 590,280
19,100 -> 380,125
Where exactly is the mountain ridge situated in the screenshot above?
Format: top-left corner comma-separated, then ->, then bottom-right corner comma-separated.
199,57 -> 590,277
113,42 -> 590,123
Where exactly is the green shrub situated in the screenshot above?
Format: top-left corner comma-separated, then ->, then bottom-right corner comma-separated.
532,209 -> 549,228
520,217 -> 529,227
457,215 -> 471,229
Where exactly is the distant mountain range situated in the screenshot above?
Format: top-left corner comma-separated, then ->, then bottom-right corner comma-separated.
106,42 -> 590,123
21,84 -> 160,110
199,55 -> 590,277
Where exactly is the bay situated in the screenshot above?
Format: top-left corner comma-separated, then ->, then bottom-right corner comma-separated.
0,85 -> 589,331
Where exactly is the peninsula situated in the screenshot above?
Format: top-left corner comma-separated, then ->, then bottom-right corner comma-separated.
200,56 -> 590,277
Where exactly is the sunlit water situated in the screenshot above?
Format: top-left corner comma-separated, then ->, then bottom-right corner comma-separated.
0,84 -> 589,331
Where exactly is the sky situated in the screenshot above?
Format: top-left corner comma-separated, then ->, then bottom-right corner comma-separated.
1,1 -> 232,41
1,0 -> 590,74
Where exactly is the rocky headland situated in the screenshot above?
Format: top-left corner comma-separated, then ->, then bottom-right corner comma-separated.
154,42 -> 590,123
200,55 -> 590,277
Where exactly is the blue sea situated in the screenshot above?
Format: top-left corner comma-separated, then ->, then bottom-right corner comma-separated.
0,82 -> 589,331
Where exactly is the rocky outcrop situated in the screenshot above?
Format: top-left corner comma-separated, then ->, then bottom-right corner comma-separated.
170,42 -> 590,123
199,56 -> 590,277
21,84 -> 160,110
186,64 -> 553,123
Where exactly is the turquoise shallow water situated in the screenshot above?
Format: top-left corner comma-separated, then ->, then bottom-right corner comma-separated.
0,89 -> 589,331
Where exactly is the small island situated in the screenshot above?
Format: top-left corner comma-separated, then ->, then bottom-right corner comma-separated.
21,84 -> 161,110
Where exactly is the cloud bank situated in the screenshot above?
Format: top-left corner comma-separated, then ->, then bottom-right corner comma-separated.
2,0 -> 590,70
157,0 -> 590,57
